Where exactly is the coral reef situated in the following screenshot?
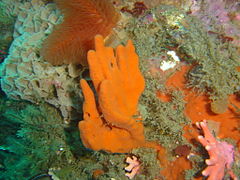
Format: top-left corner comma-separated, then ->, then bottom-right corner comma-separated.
125,155 -> 141,179
0,1 -> 15,51
121,2 -> 148,17
0,100 -> 75,179
1,95 -> 111,180
41,0 -> 119,65
1,1 -> 239,179
130,148 -> 162,179
125,4 -> 240,106
196,120 -> 237,180
190,0 -> 240,47
0,50 -> 7,63
143,0 -> 192,10
139,70 -> 189,149
91,147 -> 161,180
0,0 -> 83,120
79,35 -> 147,153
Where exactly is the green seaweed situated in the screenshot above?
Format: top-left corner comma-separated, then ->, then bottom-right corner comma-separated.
0,101 -> 77,179
0,2 -> 15,25
184,154 -> 205,180
93,147 -> 161,180
0,95 -> 135,180
126,4 -> 240,102
0,1 -> 15,51
231,152 -> 240,179
95,152 -> 127,180
138,64 -> 190,153
131,148 -> 162,180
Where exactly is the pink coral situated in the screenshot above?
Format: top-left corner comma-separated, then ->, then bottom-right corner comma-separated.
196,120 -> 237,180
125,156 -> 141,179
190,0 -> 240,47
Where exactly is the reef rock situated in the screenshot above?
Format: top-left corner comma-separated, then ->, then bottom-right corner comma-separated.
0,0 -> 83,120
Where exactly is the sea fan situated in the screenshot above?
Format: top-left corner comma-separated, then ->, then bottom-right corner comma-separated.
41,0 -> 119,65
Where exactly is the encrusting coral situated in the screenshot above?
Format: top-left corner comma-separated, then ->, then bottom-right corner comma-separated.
41,0 -> 119,65
125,155 -> 141,179
79,35 -> 147,153
196,120 -> 237,180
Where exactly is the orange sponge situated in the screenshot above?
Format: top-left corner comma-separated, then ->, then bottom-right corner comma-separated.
79,35 -> 146,153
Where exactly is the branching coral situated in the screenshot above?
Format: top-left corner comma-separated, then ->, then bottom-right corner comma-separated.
41,0 -> 119,65
196,120 -> 237,180
125,156 -> 141,179
79,35 -> 146,153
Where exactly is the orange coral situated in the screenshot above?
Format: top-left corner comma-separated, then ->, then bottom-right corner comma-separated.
78,35 -> 146,153
41,0 -> 119,65
159,65 -> 240,179
165,65 -> 239,142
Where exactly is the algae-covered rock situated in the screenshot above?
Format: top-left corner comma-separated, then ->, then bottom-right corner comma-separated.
0,101 -> 78,180
126,5 -> 240,101
210,96 -> 229,114
0,0 -> 16,51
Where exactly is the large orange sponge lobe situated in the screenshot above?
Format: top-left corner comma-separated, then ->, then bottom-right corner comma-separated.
78,35 -> 147,153
40,0 -> 119,65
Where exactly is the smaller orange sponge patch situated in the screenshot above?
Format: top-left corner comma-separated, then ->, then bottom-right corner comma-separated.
165,65 -> 240,142
79,35 -> 146,153
157,65 -> 240,179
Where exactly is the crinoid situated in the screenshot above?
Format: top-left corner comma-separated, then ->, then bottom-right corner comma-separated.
41,0 -> 119,65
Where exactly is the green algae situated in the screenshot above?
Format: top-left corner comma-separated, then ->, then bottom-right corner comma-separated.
92,147 -> 161,180
232,153 -> 240,179
0,97 -> 92,180
0,98 -> 94,179
0,101 -> 76,179
0,1 -> 15,51
1,3 -> 239,180
184,154 -> 205,180
130,148 -> 162,180
0,2 -> 15,26
139,67 -> 191,156
0,95 -> 140,180
124,5 -> 240,178
126,4 -> 240,102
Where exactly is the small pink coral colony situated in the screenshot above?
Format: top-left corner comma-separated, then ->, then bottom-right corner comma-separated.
125,155 -> 141,179
196,120 -> 237,180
